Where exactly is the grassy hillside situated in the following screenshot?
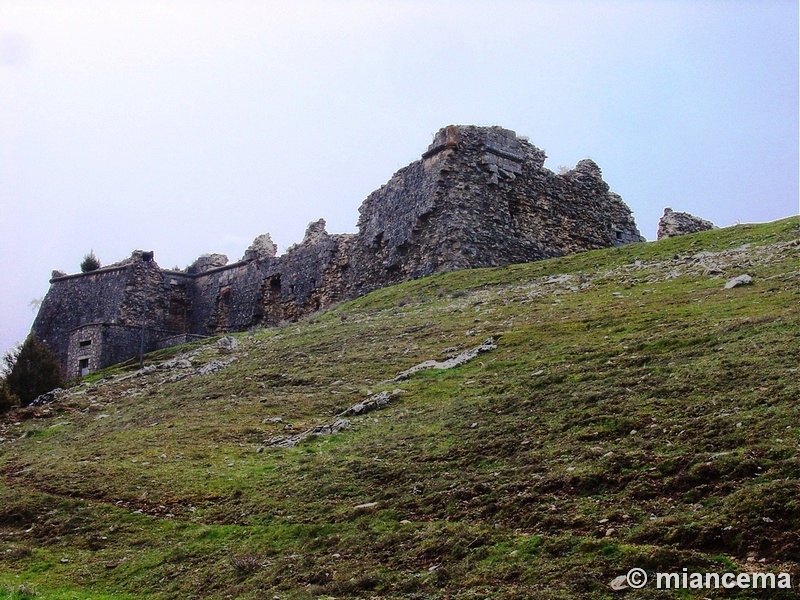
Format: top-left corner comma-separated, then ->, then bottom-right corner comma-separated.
1,217 -> 798,599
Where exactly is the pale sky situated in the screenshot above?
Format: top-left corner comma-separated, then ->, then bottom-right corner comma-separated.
1,0 -> 798,357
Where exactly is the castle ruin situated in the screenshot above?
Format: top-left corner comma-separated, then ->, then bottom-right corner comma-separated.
31,125 -> 644,376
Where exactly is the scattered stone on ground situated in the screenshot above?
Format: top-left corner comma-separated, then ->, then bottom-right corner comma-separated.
338,389 -> 405,417
270,419 -> 352,448
393,337 -> 497,381
196,358 -> 236,377
609,575 -> 629,591
158,358 -> 193,370
216,336 -> 239,353
29,388 -> 68,407
724,274 -> 753,289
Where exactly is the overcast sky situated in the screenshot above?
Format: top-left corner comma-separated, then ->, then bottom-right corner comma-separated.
1,0 -> 797,357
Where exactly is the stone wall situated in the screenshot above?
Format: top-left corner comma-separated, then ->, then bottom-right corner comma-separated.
32,124 -> 645,375
346,125 -> 643,297
258,221 -> 353,326
66,323 -> 168,378
182,221 -> 354,334
33,252 -> 199,374
33,265 -> 133,371
657,207 -> 716,239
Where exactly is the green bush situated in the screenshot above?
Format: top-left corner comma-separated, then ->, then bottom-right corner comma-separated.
3,336 -> 64,407
0,379 -> 18,413
80,249 -> 101,273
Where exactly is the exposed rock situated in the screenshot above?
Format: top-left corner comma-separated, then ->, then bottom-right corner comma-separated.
158,358 -> 193,370
609,575 -> 629,591
29,388 -> 68,407
115,365 -> 157,383
216,336 -> 239,353
196,359 -> 235,376
271,418 -> 352,448
394,338 -> 498,381
265,389 -> 403,448
242,233 -> 277,262
187,253 -> 228,274
657,207 -> 716,240
724,274 -> 752,289
338,389 -> 404,417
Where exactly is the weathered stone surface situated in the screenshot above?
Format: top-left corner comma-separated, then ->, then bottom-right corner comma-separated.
271,418 -> 352,448
29,388 -> 68,407
216,335 -> 238,352
609,575 -> 629,591
242,233 -> 277,261
196,359 -> 235,376
158,358 -> 193,370
724,274 -> 752,289
657,207 -> 716,240
32,125 -> 645,376
393,338 -> 498,381
338,389 -> 404,417
348,126 -> 643,297
187,253 -> 228,274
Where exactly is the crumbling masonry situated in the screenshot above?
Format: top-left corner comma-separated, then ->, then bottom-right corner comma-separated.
31,125 -> 644,376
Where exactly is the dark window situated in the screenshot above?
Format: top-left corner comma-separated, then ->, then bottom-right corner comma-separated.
79,339 -> 91,347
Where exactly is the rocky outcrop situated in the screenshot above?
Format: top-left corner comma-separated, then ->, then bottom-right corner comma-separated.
32,124 -> 645,377
392,338 -> 498,381
657,208 -> 716,240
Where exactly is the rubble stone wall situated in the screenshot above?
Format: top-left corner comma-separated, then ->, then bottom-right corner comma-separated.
32,125 -> 645,374
657,207 -> 716,239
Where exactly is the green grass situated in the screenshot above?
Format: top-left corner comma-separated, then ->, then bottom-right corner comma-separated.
0,217 -> 798,599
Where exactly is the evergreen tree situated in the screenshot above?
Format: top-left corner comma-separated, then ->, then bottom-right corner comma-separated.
4,336 -> 64,407
0,379 -> 17,413
80,250 -> 101,273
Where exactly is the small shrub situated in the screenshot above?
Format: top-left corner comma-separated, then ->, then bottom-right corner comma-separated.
229,553 -> 264,574
0,380 -> 19,413
80,250 -> 101,273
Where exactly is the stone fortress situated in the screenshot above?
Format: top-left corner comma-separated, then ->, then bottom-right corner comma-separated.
32,125 -> 647,377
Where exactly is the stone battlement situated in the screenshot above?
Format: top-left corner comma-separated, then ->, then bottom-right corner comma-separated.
32,125 -> 644,376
